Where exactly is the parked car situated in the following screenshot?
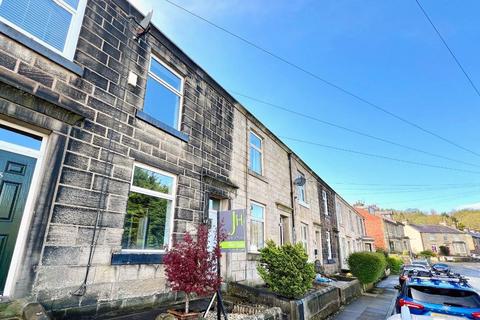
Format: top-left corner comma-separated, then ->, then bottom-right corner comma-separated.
388,306 -> 465,319
399,265 -> 429,286
396,274 -> 480,318
431,263 -> 450,274
411,259 -> 430,270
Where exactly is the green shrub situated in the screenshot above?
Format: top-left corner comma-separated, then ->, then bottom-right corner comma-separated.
386,256 -> 403,274
375,248 -> 388,258
419,250 -> 436,257
348,252 -> 387,284
257,240 -> 315,299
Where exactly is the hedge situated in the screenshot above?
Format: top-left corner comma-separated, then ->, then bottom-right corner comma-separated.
386,256 -> 403,274
257,240 -> 315,298
348,252 -> 387,284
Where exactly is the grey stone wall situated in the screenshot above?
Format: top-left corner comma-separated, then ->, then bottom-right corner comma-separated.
0,0 -> 235,312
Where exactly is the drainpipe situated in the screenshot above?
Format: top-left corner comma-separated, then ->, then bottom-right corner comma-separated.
288,152 -> 296,244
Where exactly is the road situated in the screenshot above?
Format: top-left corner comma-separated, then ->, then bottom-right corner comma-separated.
445,262 -> 480,290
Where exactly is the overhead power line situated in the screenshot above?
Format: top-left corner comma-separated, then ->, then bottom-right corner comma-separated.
233,91 -> 480,168
414,0 -> 480,98
341,184 -> 480,196
280,135 -> 480,175
163,0 -> 480,158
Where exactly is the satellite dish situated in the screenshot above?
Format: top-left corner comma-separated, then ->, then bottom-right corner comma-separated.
294,176 -> 306,186
134,10 -> 153,40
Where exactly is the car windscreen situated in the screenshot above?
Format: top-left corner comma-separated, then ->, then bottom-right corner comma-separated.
412,261 -> 428,266
408,286 -> 480,308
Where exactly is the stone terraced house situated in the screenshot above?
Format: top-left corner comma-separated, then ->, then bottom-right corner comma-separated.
0,0 -> 342,317
335,195 -> 374,270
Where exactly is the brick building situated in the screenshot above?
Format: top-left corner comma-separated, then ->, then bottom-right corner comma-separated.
0,0 -> 341,317
355,206 -> 386,250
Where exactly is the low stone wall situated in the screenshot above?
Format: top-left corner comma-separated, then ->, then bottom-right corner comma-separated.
240,307 -> 282,320
227,282 -> 340,320
327,280 -> 362,305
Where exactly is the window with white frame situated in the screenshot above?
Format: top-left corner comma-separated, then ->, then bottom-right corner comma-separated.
249,131 -> 263,175
300,223 -> 308,251
143,56 -> 184,130
336,202 -> 342,224
249,202 -> 265,252
0,0 -> 87,59
296,172 -> 306,204
121,164 -> 176,251
322,190 -> 328,215
326,231 -> 332,260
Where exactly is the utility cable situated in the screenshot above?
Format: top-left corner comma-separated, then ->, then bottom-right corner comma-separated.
414,0 -> 480,99
162,0 -> 480,158
280,135 -> 480,175
233,91 -> 480,168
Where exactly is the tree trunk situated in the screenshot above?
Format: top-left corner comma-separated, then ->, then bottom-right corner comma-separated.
185,293 -> 190,314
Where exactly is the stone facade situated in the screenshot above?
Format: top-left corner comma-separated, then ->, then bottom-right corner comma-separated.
0,0 -> 237,314
0,0 -> 342,316
335,195 -> 372,270
404,224 -> 475,256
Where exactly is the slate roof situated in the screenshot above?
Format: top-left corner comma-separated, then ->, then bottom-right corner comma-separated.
410,224 -> 463,234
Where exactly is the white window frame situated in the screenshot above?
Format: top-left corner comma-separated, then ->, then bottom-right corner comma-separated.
122,162 -> 177,253
0,120 -> 48,296
296,171 -> 307,205
249,201 -> 265,253
146,55 -> 185,130
248,131 -> 263,175
300,223 -> 308,251
0,0 -> 87,60
322,190 -> 329,215
326,231 -> 332,260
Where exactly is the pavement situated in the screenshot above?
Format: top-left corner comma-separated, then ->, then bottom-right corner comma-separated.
331,275 -> 398,320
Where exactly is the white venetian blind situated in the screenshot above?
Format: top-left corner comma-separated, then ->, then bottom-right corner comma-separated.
0,0 -> 74,52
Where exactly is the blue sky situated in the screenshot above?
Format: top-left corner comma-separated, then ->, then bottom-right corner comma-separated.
131,0 -> 480,213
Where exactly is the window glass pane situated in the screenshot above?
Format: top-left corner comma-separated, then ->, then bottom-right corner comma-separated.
251,204 -> 264,220
209,198 -> 220,211
63,0 -> 79,9
150,58 -> 181,91
249,132 -> 261,149
143,76 -> 181,128
122,192 -> 172,250
250,220 -> 264,251
249,147 -> 262,174
0,0 -> 72,51
133,166 -> 174,194
0,125 -> 41,150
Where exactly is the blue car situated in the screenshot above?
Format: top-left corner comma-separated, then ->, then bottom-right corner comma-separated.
396,274 -> 480,319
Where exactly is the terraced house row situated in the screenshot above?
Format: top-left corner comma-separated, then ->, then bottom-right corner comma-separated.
0,0 -> 369,317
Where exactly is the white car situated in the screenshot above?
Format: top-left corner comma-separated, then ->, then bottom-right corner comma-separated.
387,306 -> 465,320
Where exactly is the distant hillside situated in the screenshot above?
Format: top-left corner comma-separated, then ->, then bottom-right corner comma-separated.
391,210 -> 480,231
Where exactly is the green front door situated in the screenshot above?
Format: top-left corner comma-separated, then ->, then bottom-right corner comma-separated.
0,149 -> 36,294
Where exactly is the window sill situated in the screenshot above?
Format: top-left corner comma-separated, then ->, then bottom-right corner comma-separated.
111,251 -> 165,265
0,21 -> 84,76
298,201 -> 310,209
247,169 -> 268,183
136,110 -> 189,142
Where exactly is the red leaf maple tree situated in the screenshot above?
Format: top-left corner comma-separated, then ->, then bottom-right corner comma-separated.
164,224 -> 224,314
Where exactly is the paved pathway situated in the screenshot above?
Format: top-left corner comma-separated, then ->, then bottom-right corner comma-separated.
331,276 -> 397,320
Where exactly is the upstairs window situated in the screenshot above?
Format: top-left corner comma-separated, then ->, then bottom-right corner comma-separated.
122,164 -> 176,251
249,131 -> 263,175
143,56 -> 184,130
296,172 -> 307,204
0,0 -> 86,59
322,190 -> 329,215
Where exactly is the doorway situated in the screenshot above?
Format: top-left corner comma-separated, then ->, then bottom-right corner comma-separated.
0,122 -> 46,295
